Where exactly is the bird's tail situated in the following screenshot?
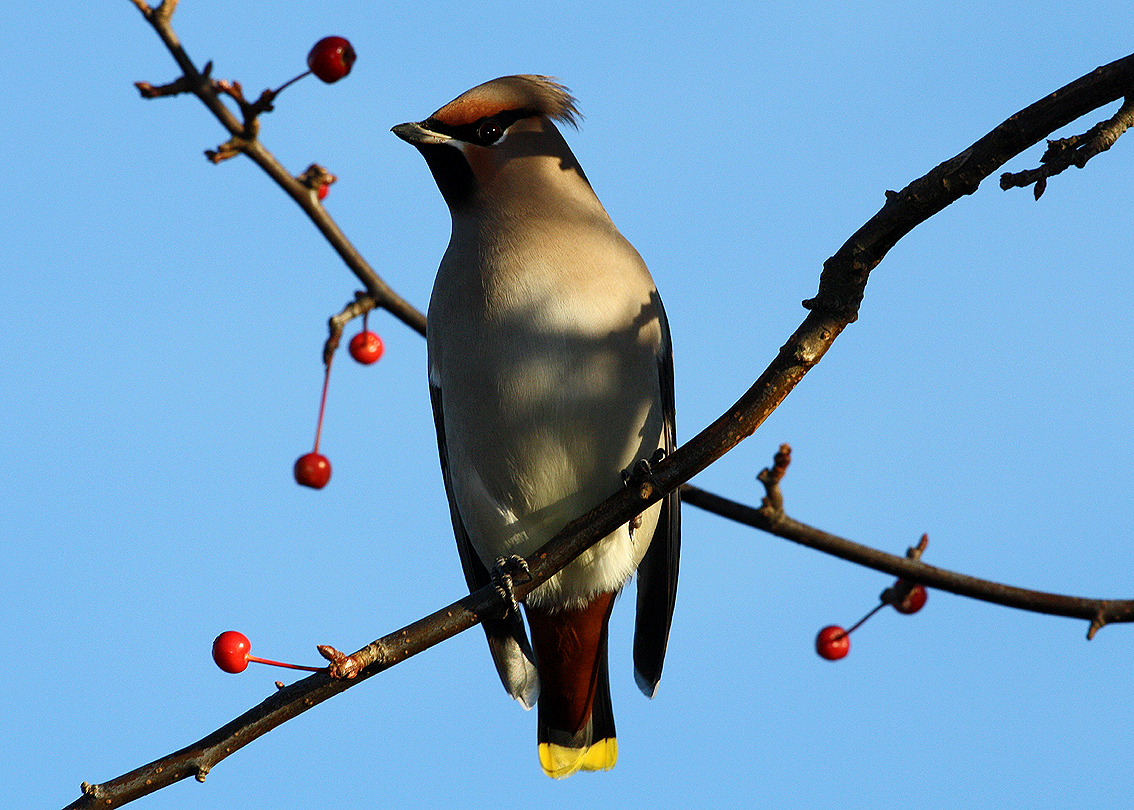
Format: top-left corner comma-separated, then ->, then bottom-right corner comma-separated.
525,592 -> 618,778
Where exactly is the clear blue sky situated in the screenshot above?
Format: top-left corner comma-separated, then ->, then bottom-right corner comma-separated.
5,3 -> 1132,809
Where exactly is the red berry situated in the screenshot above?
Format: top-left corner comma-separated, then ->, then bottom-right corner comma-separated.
815,625 -> 850,660
294,452 -> 331,488
348,330 -> 384,364
307,36 -> 356,83
893,582 -> 928,614
212,631 -> 251,673
317,183 -> 330,200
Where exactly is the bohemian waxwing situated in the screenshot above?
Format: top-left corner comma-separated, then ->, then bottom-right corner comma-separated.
393,75 -> 679,779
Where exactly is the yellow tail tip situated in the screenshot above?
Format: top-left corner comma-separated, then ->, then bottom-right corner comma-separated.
538,738 -> 618,779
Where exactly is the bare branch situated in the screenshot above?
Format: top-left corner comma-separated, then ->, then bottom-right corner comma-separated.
681,482 -> 1134,634
68,579 -> 508,809
805,54 -> 1134,325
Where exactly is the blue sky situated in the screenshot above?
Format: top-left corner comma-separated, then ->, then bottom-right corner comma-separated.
5,3 -> 1132,809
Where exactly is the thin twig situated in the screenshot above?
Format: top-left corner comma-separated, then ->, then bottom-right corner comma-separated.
130,1 -> 426,336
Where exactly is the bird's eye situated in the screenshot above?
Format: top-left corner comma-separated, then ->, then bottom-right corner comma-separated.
477,121 -> 503,144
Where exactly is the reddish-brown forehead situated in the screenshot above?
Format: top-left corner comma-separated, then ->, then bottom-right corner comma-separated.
425,76 -> 577,128
431,92 -> 510,127
430,78 -> 542,127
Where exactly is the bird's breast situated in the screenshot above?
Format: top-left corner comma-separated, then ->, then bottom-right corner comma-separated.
428,221 -> 666,605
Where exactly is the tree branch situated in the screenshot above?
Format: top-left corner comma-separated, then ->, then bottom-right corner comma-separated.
84,4 -> 1134,807
680,482 -> 1134,639
130,0 -> 426,337
1000,94 -> 1134,199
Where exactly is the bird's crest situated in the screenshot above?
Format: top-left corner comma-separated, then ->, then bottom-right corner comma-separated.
429,75 -> 580,129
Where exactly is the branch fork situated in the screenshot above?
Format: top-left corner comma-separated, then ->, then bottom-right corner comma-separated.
323,291 -> 378,365
134,59 -> 210,99
1001,93 -> 1134,198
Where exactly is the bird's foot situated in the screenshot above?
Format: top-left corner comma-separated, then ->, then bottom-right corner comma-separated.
492,555 -> 532,618
621,448 -> 667,501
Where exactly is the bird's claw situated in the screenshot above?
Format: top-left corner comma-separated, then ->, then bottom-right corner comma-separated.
492,555 -> 531,618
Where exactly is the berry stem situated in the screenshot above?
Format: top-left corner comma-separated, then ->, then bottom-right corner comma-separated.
844,602 -> 886,636
247,655 -> 324,673
313,356 -> 333,453
272,69 -> 312,95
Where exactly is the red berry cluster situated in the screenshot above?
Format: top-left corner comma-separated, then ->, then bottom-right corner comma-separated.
294,313 -> 384,489
213,38 -> 378,679
814,581 -> 927,661
814,535 -> 932,661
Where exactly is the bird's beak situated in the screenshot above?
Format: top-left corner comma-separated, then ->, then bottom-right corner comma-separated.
391,121 -> 450,146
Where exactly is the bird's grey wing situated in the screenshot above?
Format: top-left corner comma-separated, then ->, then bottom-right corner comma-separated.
633,295 -> 681,697
430,382 -> 540,708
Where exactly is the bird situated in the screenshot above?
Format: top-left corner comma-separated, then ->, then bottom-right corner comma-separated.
392,75 -> 679,779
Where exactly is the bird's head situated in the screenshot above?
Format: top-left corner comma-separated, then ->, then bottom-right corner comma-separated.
393,75 -> 591,214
